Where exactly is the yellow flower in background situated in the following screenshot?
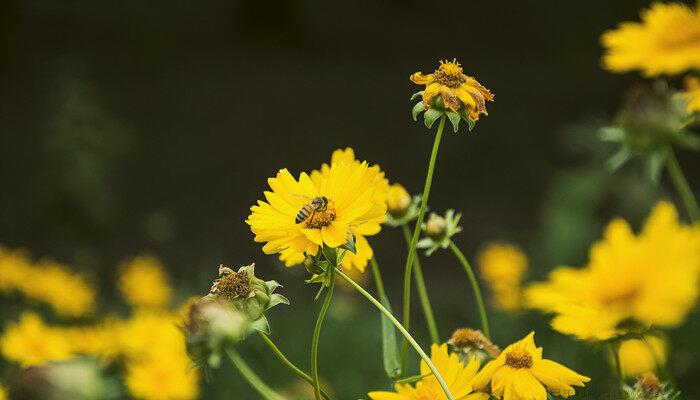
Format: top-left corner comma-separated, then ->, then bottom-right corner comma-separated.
387,183 -> 411,216
478,243 -> 528,311
526,201 -> 700,341
119,254 -> 173,309
0,386 -> 5,400
21,260 -> 95,317
601,2 -> 700,76
0,247 -> 32,293
682,76 -> 700,113
618,335 -> 667,378
0,312 -> 73,367
125,355 -> 199,400
411,59 -> 494,120
247,151 -> 387,272
119,310 -> 186,361
472,332 -> 590,400
66,319 -> 124,360
368,343 -> 487,400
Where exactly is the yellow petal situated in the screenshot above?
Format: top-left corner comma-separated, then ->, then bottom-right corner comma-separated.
410,72 -> 435,85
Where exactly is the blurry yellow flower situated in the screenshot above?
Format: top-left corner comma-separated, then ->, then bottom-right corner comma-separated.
472,332 -> 590,400
601,2 -> 700,76
247,150 -> 387,272
125,355 -> 199,400
119,311 -> 186,361
526,201 -> 700,340
478,243 -> 528,311
119,255 -> 173,309
0,312 -> 73,367
0,386 -> 5,400
368,343 -> 487,400
66,319 -> 124,360
21,260 -> 95,317
618,335 -> 667,378
411,59 -> 494,120
0,247 -> 32,293
682,76 -> 700,113
387,183 -> 411,216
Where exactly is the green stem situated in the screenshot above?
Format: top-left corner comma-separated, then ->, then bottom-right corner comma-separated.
401,224 -> 440,343
257,331 -> 335,400
666,149 -> 700,222
370,257 -> 387,299
610,343 -> 625,390
226,347 -> 285,400
448,240 -> 490,339
311,274 -> 336,400
335,267 -> 455,400
401,114 -> 446,371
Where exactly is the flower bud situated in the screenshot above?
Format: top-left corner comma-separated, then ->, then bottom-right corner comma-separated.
417,210 -> 463,256
387,184 -> 411,217
424,213 -> 448,239
448,328 -> 500,364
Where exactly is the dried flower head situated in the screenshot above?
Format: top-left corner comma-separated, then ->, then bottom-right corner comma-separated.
448,328 -> 501,363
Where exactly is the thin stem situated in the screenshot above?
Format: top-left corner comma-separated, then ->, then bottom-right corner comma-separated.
665,149 -> 700,221
448,240 -> 490,339
370,257 -> 387,299
610,343 -> 625,389
401,224 -> 440,343
401,115 -> 446,370
257,331 -> 335,400
335,267 -> 455,400
311,275 -> 336,400
226,347 -> 285,400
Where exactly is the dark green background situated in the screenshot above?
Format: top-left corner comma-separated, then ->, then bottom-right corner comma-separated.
1,1 -> 699,398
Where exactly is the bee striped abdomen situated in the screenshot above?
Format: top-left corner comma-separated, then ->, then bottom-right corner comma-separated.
295,205 -> 314,224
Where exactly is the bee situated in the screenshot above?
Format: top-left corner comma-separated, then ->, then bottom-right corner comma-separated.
295,196 -> 330,224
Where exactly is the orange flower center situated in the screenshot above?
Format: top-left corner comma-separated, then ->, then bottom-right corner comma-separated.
305,204 -> 337,229
505,349 -> 533,369
435,59 -> 466,88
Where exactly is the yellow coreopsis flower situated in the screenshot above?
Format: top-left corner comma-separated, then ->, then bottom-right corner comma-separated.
119,254 -> 173,309
125,355 -> 200,400
247,152 -> 387,272
411,59 -> 494,121
368,343 -> 488,400
0,312 -> 73,367
387,183 -> 411,216
118,311 -> 186,361
618,335 -> 667,378
682,76 -> 700,113
66,319 -> 124,360
478,243 -> 528,311
0,247 -> 32,293
601,2 -> 700,76
0,386 -> 5,400
472,332 -> 590,400
526,201 -> 700,341
21,260 -> 95,317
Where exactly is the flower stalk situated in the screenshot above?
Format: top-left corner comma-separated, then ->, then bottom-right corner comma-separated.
448,240 -> 490,339
401,224 -> 440,343
401,114 -> 446,371
335,267 -> 455,400
225,347 -> 285,400
311,271 -> 336,400
665,149 -> 700,221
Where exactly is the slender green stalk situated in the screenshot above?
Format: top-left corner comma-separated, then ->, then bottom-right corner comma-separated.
609,343 -> 625,389
401,115 -> 446,370
335,267 -> 455,400
401,224 -> 439,343
257,331 -> 335,400
226,347 -> 285,400
370,257 -> 387,299
666,149 -> 700,221
311,275 -> 336,400
448,240 -> 490,339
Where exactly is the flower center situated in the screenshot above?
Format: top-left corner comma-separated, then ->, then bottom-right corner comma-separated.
600,285 -> 640,309
505,349 -> 533,369
211,270 -> 251,299
434,59 -> 466,88
305,204 -> 337,229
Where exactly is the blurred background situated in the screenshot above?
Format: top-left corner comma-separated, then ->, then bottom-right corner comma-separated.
1,0 -> 699,398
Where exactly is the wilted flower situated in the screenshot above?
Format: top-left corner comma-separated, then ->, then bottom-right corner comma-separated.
417,209 -> 463,255
448,327 -> 500,364
411,59 -> 494,132
118,254 -> 172,309
472,332 -> 590,400
623,372 -> 679,400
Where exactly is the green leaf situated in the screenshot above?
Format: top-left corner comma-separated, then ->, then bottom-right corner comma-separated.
410,91 -> 424,101
250,316 -> 271,334
380,294 -> 402,379
424,108 -> 444,129
446,111 -> 461,133
465,116 -> 476,131
412,101 -> 426,121
647,149 -> 668,184
339,234 -> 357,254
607,148 -> 632,172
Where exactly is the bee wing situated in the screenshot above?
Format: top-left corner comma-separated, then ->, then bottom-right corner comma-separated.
291,194 -> 312,200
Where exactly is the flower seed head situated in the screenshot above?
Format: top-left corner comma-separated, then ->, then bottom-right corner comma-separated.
448,328 -> 501,362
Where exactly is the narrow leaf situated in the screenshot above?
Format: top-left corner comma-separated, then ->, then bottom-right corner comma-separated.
424,108 -> 443,129
446,111 -> 461,133
410,91 -> 424,101
380,294 -> 402,379
412,101 -> 425,121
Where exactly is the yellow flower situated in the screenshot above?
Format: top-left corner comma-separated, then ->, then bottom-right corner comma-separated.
119,311 -> 186,361
0,247 -> 32,293
0,385 -> 5,400
478,243 -> 528,311
119,254 -> 173,309
682,76 -> 700,113
526,201 -> 700,340
125,355 -> 199,400
472,332 -> 590,400
21,260 -> 95,317
247,150 -> 387,272
601,2 -> 700,76
387,183 -> 411,216
618,335 -> 667,378
66,319 -> 124,360
0,312 -> 73,367
368,343 -> 488,400
411,59 -> 494,120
